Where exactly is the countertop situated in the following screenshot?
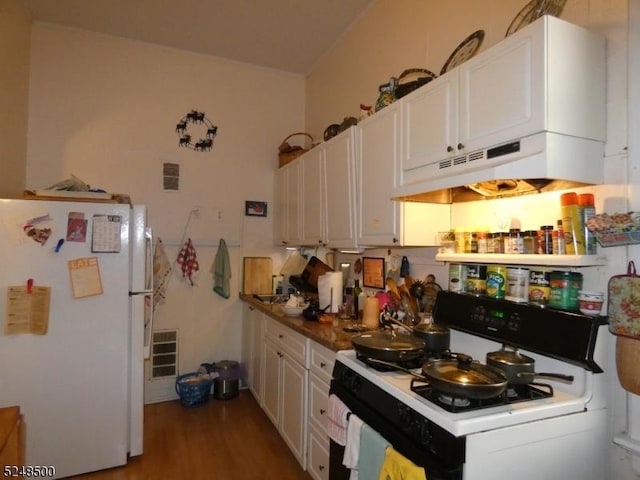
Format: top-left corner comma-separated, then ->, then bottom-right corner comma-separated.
240,294 -> 357,351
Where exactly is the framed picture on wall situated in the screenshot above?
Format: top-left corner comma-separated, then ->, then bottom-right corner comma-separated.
362,257 -> 385,289
245,201 -> 267,217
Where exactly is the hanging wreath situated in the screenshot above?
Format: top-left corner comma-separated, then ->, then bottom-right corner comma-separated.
175,110 -> 218,151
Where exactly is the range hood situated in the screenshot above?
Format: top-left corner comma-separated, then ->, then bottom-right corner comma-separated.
393,132 -> 604,204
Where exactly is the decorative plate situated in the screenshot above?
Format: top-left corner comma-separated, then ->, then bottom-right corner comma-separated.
440,30 -> 485,76
505,0 -> 567,37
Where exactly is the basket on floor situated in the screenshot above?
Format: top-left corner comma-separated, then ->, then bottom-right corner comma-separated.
175,373 -> 213,407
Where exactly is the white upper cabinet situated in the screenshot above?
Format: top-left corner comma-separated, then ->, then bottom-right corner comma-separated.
401,15 -> 605,184
358,103 -> 450,246
323,128 -> 358,249
300,148 -> 324,246
274,161 -> 302,246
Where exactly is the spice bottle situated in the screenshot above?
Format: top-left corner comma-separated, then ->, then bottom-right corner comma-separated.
579,193 -> 597,254
523,230 -> 538,254
477,231 -> 488,254
561,192 -> 585,254
553,220 -> 566,255
539,225 -> 554,254
507,228 -> 524,254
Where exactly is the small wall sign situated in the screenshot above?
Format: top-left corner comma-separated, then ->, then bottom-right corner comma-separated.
245,201 -> 267,217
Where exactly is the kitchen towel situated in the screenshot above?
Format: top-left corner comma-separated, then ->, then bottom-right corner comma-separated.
211,238 -> 231,299
318,272 -> 343,313
343,414 -> 364,480
152,237 -> 172,310
377,447 -> 427,480
327,394 -> 350,446
176,237 -> 199,286
358,424 -> 390,480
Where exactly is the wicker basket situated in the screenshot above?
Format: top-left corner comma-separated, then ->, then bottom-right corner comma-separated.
175,373 -> 213,407
278,132 -> 314,167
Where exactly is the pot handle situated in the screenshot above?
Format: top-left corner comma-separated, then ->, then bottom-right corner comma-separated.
517,372 -> 574,382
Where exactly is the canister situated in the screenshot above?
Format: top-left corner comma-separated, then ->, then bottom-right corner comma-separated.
465,264 -> 487,295
549,271 -> 583,311
505,267 -> 529,303
528,268 -> 551,306
486,265 -> 507,299
448,264 -> 467,293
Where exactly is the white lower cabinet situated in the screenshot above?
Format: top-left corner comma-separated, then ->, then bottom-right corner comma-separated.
241,304 -> 264,402
307,341 -> 336,480
263,317 -> 309,469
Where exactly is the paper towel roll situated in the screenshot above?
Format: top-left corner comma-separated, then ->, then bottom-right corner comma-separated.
318,272 -> 343,314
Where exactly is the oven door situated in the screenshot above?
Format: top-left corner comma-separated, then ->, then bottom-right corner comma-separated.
329,379 -> 464,480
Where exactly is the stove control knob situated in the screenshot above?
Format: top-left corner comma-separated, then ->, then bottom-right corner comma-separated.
471,305 -> 486,322
419,421 -> 434,448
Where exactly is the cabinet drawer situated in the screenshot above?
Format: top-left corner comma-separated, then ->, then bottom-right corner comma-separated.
308,372 -> 329,434
307,422 -> 330,480
265,318 -> 309,366
309,341 -> 335,384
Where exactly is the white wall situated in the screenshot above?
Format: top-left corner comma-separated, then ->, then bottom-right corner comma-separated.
26,24 -> 305,381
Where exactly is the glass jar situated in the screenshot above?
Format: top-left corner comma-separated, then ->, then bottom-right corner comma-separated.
539,225 -> 554,254
477,232 -> 488,254
523,230 -> 538,254
507,228 -> 524,254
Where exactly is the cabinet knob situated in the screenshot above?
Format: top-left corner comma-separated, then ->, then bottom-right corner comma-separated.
447,145 -> 454,153
279,334 -> 284,339
393,237 -> 398,243
319,465 -> 325,471
457,142 -> 465,151
320,409 -> 326,415
320,362 -> 326,368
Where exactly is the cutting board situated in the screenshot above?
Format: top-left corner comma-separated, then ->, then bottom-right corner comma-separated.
242,257 -> 273,294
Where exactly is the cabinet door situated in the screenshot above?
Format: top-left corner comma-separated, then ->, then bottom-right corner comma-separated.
274,162 -> 302,246
402,74 -> 459,172
357,103 -> 402,246
458,23 -> 544,152
262,338 -> 281,427
307,422 -> 330,480
280,355 -> 308,468
249,308 -> 264,401
324,129 -> 357,249
301,149 -> 325,246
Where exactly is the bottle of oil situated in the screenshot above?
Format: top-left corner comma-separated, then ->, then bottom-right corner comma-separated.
561,192 -> 585,254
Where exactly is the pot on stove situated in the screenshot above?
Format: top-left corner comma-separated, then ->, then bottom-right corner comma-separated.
421,354 -> 508,400
350,330 -> 426,363
380,310 -> 450,353
486,344 -> 574,385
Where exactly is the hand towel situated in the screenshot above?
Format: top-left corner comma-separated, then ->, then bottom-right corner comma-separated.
152,237 -> 172,309
327,394 -> 350,446
358,424 -> 390,480
343,414 -> 363,480
211,238 -> 231,299
378,447 -> 427,480
176,237 -> 199,286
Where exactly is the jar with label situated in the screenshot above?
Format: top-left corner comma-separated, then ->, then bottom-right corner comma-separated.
465,264 -> 487,295
549,271 -> 583,311
486,265 -> 507,299
523,230 -> 538,254
506,266 -> 529,303
469,233 -> 478,253
448,264 -> 467,293
493,233 -> 506,253
539,225 -> 554,254
477,232 -> 488,254
507,228 -> 524,254
528,268 -> 551,306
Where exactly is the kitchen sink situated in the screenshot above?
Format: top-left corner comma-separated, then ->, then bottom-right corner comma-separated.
252,294 -> 289,304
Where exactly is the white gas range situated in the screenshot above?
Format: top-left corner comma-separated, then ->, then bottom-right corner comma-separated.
329,292 -> 610,480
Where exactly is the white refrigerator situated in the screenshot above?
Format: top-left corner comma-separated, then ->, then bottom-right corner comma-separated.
0,199 -> 152,478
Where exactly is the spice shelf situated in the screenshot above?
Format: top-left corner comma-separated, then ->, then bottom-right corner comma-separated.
435,253 -> 607,267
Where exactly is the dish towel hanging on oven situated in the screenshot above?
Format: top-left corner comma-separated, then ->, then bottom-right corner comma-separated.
378,447 -> 427,480
358,424 -> 390,480
176,237 -> 199,286
211,238 -> 231,299
343,413 -> 364,480
327,394 -> 350,446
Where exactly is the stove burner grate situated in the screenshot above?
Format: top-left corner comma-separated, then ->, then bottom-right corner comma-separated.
410,378 -> 554,413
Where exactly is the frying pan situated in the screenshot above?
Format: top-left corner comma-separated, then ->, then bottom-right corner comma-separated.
351,331 -> 426,363
486,345 -> 574,385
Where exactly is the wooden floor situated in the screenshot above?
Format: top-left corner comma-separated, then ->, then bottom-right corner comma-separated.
69,390 -> 312,480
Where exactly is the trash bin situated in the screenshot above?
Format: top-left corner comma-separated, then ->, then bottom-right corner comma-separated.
213,360 -> 240,400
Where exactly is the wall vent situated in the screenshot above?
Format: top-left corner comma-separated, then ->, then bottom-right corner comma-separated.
162,162 -> 180,191
145,329 -> 179,404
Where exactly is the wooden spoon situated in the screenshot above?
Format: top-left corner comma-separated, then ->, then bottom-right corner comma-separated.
386,277 -> 401,301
